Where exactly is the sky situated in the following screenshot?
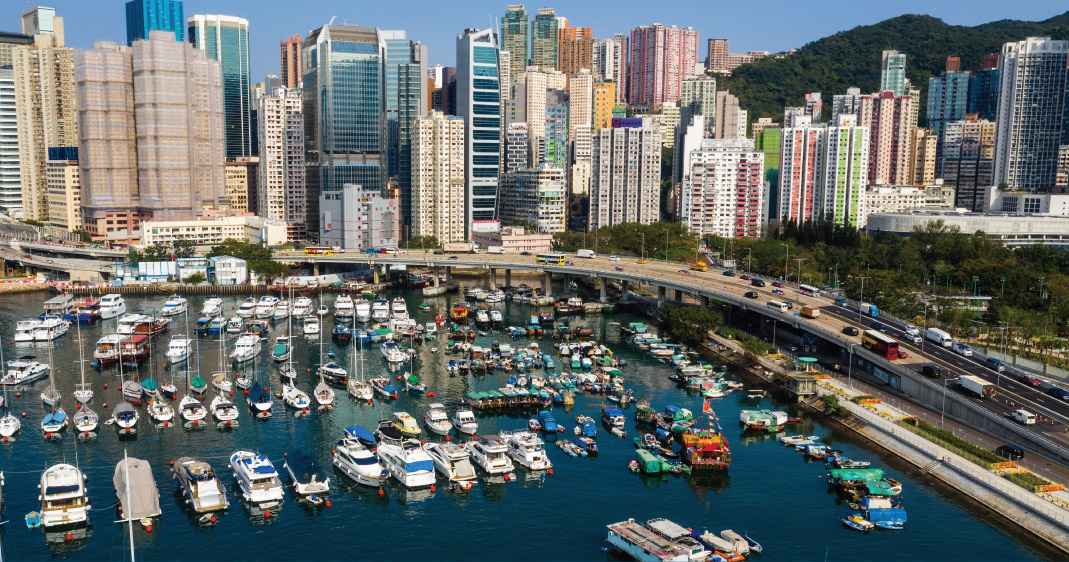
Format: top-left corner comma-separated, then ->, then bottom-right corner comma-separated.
16,0 -> 1069,81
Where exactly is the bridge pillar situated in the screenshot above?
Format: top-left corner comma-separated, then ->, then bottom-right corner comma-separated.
658,286 -> 666,303
505,269 -> 511,288
674,289 -> 683,302
445,267 -> 452,283
489,269 -> 497,290
313,262 -> 320,276
599,277 -> 607,303
372,265 -> 380,285
545,272 -> 553,293
564,273 -> 572,289
701,295 -> 710,309
621,280 -> 630,298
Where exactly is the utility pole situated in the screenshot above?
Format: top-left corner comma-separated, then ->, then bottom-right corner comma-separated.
780,243 -> 789,283
857,276 -> 871,326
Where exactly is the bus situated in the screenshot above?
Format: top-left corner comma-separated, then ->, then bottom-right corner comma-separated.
862,330 -> 900,360
767,300 -> 789,312
799,284 -> 820,297
304,245 -> 334,256
536,252 -> 566,265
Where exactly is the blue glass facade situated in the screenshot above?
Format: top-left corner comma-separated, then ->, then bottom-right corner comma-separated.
189,17 -> 251,159
926,70 -> 970,137
125,0 -> 184,45
457,31 -> 502,232
968,68 -> 1000,122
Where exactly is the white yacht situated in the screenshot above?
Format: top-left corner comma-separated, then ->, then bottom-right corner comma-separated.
334,294 -> 355,321
424,442 -> 478,488
33,317 -> 70,341
503,430 -> 552,470
226,316 -> 244,334
211,394 -> 240,423
273,300 -> 291,320
371,299 -> 390,322
116,313 -> 148,336
112,402 -> 138,435
13,319 -> 41,343
390,297 -> 408,320
200,297 -> 223,317
485,290 -> 506,303
165,335 -> 194,364
377,438 -> 436,488
465,435 -> 515,475
99,294 -> 126,320
292,297 -> 313,316
380,341 -> 407,364
73,404 -> 99,433
489,310 -> 504,324
424,403 -> 452,436
283,450 -> 330,496
302,315 -> 320,336
229,451 -> 284,508
254,296 -> 279,319
354,298 -> 371,322
332,426 -> 388,487
173,457 -> 228,513
179,395 -> 207,423
160,295 -> 188,317
316,304 -> 329,317
40,463 -> 90,528
236,298 -> 257,318
282,382 -> 311,410
2,356 -> 50,385
147,397 -> 174,424
451,409 -> 479,435
93,334 -> 126,367
230,333 -> 262,364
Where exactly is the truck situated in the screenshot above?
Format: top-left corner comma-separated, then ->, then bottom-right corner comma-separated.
688,261 -> 708,272
443,242 -> 477,253
960,375 -> 994,398
486,245 -> 505,254
800,306 -> 820,319
577,249 -> 596,259
925,327 -> 953,348
860,303 -> 879,317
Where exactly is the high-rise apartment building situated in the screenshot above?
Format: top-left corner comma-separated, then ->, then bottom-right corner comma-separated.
628,23 -> 699,107
0,68 -> 20,217
507,67 -> 566,138
457,27 -> 502,236
679,139 -> 766,238
777,127 -> 822,223
13,7 -> 77,222
500,163 -> 567,233
706,38 -> 728,72
543,89 -> 568,168
530,8 -> 560,70
279,35 -> 302,89
188,15 -> 252,160
126,0 -> 184,45
568,71 -> 592,139
257,87 -> 305,240
588,122 -> 661,228
942,116 -> 996,211
558,26 -> 593,77
968,54 -> 1000,121
595,35 -> 628,104
592,82 -> 615,130
820,119 -> 870,227
714,91 -> 744,140
753,126 -> 781,219
411,111 -> 466,243
0,31 -> 33,71
880,50 -> 906,96
832,87 -> 863,123
571,124 -> 592,196
993,37 -> 1069,190
224,157 -> 257,214
501,5 -> 528,87
926,58 -> 971,138
859,91 -> 913,185
909,128 -> 937,186
45,147 -> 80,231
505,122 -> 530,174
681,76 -> 716,137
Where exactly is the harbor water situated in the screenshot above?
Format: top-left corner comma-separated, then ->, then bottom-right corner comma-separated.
0,288 -> 1052,561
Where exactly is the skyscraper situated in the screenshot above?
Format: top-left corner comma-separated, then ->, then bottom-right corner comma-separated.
880,50 -> 906,96
628,23 -> 699,107
381,30 -> 428,237
860,91 -> 913,185
543,89 -> 568,168
926,58 -> 970,138
257,87 -> 305,240
993,37 -> 1068,190
679,139 -> 765,238
558,26 -> 593,77
411,111 -> 466,243
681,76 -> 716,137
188,14 -> 252,159
968,54 -> 1000,121
456,27 -> 502,236
530,8 -> 560,70
568,70 -> 592,139
942,116 -> 995,211
500,164 -> 566,233
126,0 -> 184,45
909,128 -> 937,186
714,91 -> 743,140
501,5 -> 528,87
589,122 -> 661,228
0,67 -> 21,217
777,126 -> 822,223
820,118 -> 869,227
279,35 -> 302,89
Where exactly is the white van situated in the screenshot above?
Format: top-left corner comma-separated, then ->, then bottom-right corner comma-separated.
925,327 -> 954,347
487,246 -> 505,254
1012,409 -> 1036,425
903,326 -> 922,344
952,342 -> 973,357
577,249 -> 596,259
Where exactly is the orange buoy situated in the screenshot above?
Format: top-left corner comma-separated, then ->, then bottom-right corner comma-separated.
13,393 -> 18,398
170,460 -> 175,466
378,488 -> 384,496
503,473 -> 510,481
229,391 -> 233,396
227,419 -> 232,425
103,403 -> 108,408
46,432 -> 51,439
430,485 -> 436,493
325,501 -> 332,508
473,434 -> 478,441
103,384 -> 107,389
210,515 -> 216,523
193,420 -> 199,426
146,524 -> 152,532
84,430 -> 89,436
20,412 -> 25,418
548,468 -> 554,475
445,435 -> 451,441
65,533 -> 72,541
244,389 -> 249,395
265,510 -> 271,518
367,399 -> 372,405
164,420 -> 168,427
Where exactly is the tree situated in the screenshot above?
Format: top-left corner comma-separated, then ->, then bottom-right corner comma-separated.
171,239 -> 196,258
141,242 -> 171,261
660,305 -> 723,348
182,271 -> 206,284
71,229 -> 92,243
251,259 -> 290,285
401,235 -> 442,250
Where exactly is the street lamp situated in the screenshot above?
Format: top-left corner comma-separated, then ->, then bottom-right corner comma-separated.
780,243 -> 789,283
744,247 -> 753,277
847,344 -> 854,388
793,258 -> 805,303
664,229 -> 669,264
640,232 -> 645,261
1039,276 -> 1045,299
997,321 -> 1009,388
1000,276 -> 1006,297
856,276 -> 871,326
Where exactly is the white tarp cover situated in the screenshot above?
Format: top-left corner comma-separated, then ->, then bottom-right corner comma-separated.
113,457 -> 162,519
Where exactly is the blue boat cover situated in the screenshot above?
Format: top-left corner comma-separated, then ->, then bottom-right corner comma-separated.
286,450 -> 324,483
249,383 -> 271,402
345,425 -> 376,444
253,464 -> 276,474
383,385 -> 396,393
44,411 -> 67,424
867,508 -> 907,524
603,407 -> 623,417
406,460 -> 434,473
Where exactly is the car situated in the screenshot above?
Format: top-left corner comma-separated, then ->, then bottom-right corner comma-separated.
921,364 -> 942,378
1046,386 -> 1069,400
985,357 -> 1005,372
397,248 -> 407,254
872,321 -> 885,331
433,249 -> 444,255
448,255 -> 458,260
842,326 -> 859,336
772,288 -> 785,296
995,444 -> 1024,461
722,270 -> 735,277
739,274 -> 751,280
565,261 -> 574,266
609,255 -> 620,262
784,302 -> 793,310
520,251 -> 531,256
613,266 -> 624,272
897,350 -> 910,359
1017,373 -> 1043,387
637,259 -> 647,264
677,269 -> 690,274
751,278 -> 766,287
744,291 -> 759,299
772,281 -> 784,288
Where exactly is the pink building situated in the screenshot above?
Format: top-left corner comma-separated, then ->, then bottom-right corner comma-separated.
860,91 -> 913,185
777,128 -> 823,223
628,24 -> 698,107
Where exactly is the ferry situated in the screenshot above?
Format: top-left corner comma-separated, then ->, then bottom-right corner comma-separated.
41,295 -> 75,319
64,298 -> 101,325
173,457 -> 229,513
98,294 -> 126,319
160,295 -> 188,317
93,334 -> 126,367
39,463 -> 90,528
229,451 -> 284,508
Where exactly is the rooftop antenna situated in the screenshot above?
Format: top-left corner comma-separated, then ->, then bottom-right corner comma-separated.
328,15 -> 337,26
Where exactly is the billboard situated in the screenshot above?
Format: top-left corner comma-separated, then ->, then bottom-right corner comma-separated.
611,117 -> 643,129
471,219 -> 501,233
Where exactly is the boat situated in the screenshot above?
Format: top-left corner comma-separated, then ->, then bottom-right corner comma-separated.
200,297 -> 224,317
738,409 -> 790,433
355,298 -> 371,322
273,300 -> 291,320
173,457 -> 229,513
120,334 -> 149,368
65,298 -> 101,325
372,299 -> 390,322
39,463 -> 90,528
742,534 -> 763,554
424,403 -> 451,435
208,392 -> 238,424
71,325 -> 97,422
41,294 -> 75,318
113,455 -> 161,531
2,355 -> 49,385
92,334 -> 125,368
283,449 -> 330,497
503,430 -> 552,470
42,407 -> 68,434
606,519 -> 711,562
842,514 -> 874,532
132,315 -> 170,336
302,315 -> 320,335
112,400 -> 138,434
380,341 -> 406,364
332,426 -> 388,487
392,412 -> 421,437
289,296 -> 312,316
165,335 -> 194,364
0,374 -> 20,437
230,333 -> 262,364
334,294 -> 355,321
254,296 -> 279,319
390,297 -> 408,320
538,410 -> 559,433
866,507 -> 908,530
575,415 -> 597,438
365,377 -> 396,400
424,442 -> 477,489
12,319 -> 40,343
465,434 -> 515,475
314,378 -> 335,408
236,298 -> 257,318
332,324 -> 352,342
190,373 -> 207,395
99,294 -> 127,319
160,295 -> 188,317
179,394 -> 207,423
33,317 -> 70,341
248,382 -> 273,417
272,336 -> 291,362
230,451 -> 285,508
403,373 -> 427,394
225,316 -> 244,334
377,438 -> 436,488
452,409 -> 478,435
146,397 -> 174,425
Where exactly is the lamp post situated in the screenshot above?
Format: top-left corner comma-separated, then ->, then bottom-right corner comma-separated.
972,275 -> 980,320
640,232 -> 645,261
847,344 -> 854,388
793,258 -> 805,303
744,247 -> 753,277
1039,276 -> 1045,299
1000,276 -> 1006,297
857,276 -> 871,326
664,229 -> 669,264
997,321 -> 1008,388
780,243 -> 789,283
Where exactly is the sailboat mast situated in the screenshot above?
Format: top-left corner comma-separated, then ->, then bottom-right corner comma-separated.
76,313 -> 86,390
124,448 -> 135,562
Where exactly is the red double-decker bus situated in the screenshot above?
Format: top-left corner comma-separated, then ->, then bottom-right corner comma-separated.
862,330 -> 900,360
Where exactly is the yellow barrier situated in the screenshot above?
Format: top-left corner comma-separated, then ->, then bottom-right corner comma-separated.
1036,484 -> 1066,493
992,461 -> 1019,470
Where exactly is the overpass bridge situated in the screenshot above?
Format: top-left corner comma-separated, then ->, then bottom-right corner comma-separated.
275,248 -> 1069,465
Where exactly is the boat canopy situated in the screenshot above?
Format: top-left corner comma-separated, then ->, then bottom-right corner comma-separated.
248,383 -> 271,403
866,507 -> 907,524
864,481 -> 899,496
827,468 -> 884,482
406,460 -> 434,473
113,457 -> 162,519
345,425 -> 376,444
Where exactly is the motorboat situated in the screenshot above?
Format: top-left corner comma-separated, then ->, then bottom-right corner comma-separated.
230,451 -> 284,508
41,294 -> 75,318
2,356 -> 49,385
292,297 -> 314,317
13,319 -> 41,343
146,398 -> 174,424
316,304 -> 329,317
93,335 -> 126,368
369,377 -> 398,400
451,409 -> 478,435
179,395 -> 207,423
33,317 -> 70,341
377,438 -> 436,488
424,442 -> 477,489
302,315 -> 320,335
354,298 -> 371,322
113,455 -> 162,528
283,449 -> 330,496
65,298 -> 101,325
99,294 -> 126,319
41,407 -> 68,434
173,457 -> 228,513
318,362 -> 347,386
390,297 -> 408,320
225,316 -> 245,334
334,295 -> 355,321
282,382 -> 311,410
465,435 -> 515,475
112,402 -> 138,434
503,431 -> 552,470
371,299 -> 390,322
119,335 -> 149,368
236,298 -> 257,318
254,296 -> 279,319
160,295 -> 188,317
424,403 -> 451,436
230,334 -> 262,364
272,337 -> 291,363
333,426 -> 388,487
116,313 -> 146,336
331,324 -> 352,343
380,341 -> 406,364
39,463 -> 90,527
486,290 -> 506,304
248,382 -> 273,417
392,412 -> 421,437
200,297 -> 224,317
211,394 -> 240,423
489,310 -> 503,324
165,335 -> 194,364
132,315 -> 170,336
273,300 -> 291,320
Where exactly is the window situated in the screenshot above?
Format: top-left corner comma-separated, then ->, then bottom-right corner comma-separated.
472,103 -> 499,115
473,79 -> 499,91
473,47 -> 497,64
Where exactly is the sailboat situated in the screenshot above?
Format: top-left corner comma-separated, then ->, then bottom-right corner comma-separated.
72,320 -> 93,404
208,321 -> 238,425
140,336 -> 159,400
40,338 -> 60,407
312,303 -> 335,407
211,327 -> 232,392
40,337 -> 67,435
347,315 -> 373,401
0,344 -> 19,437
178,346 -> 207,424
112,400 -> 138,435
282,318 -> 311,411
115,451 -> 161,562
279,284 -> 298,383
